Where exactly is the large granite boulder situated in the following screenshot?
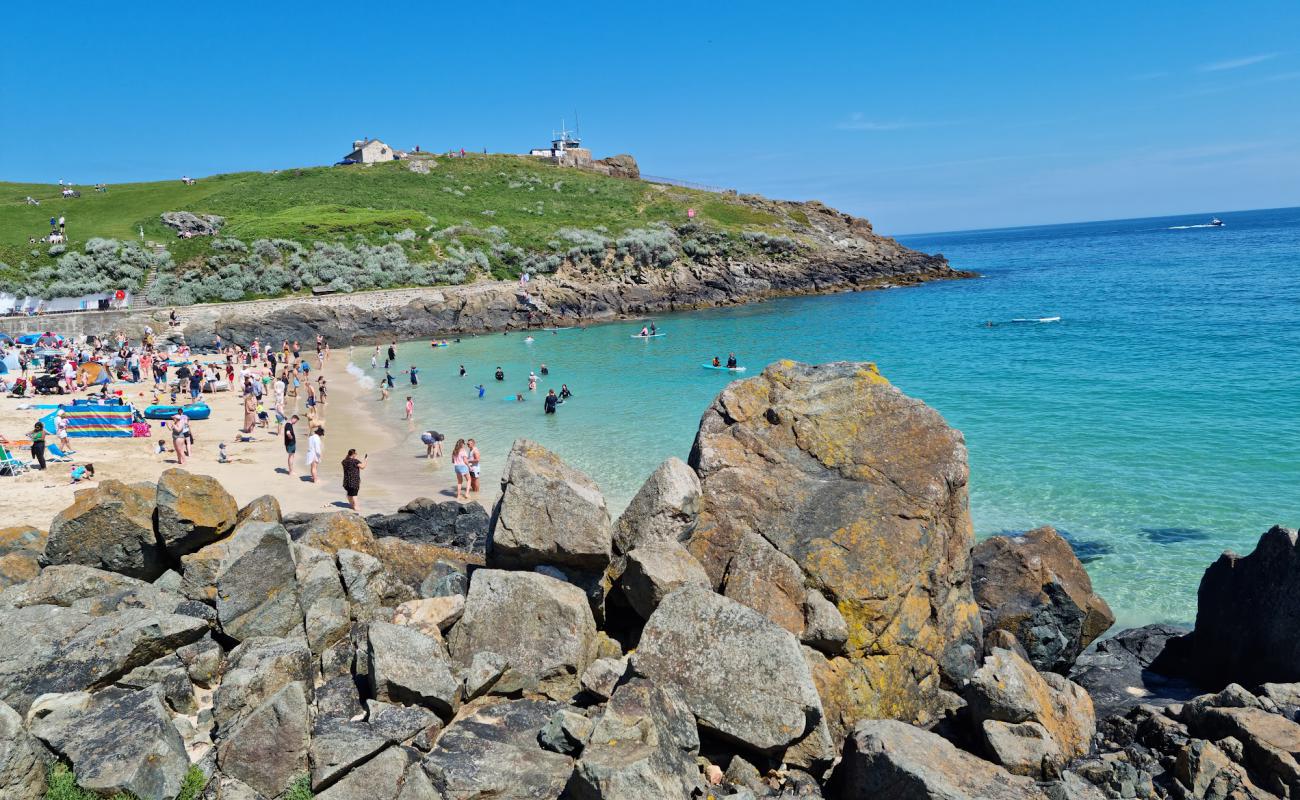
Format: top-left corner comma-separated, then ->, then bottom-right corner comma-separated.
160,210 -> 223,236
366,499 -> 491,555
421,698 -> 575,800
489,439 -> 613,571
1068,624 -> 1201,719
287,511 -> 379,557
0,605 -> 206,714
0,563 -> 145,609
612,457 -> 701,554
448,569 -> 597,698
966,648 -> 1095,777
687,361 -> 982,734
217,681 -> 311,798
31,686 -> 190,800
0,701 -> 46,797
213,636 -> 313,731
973,526 -> 1115,673
44,480 -> 167,580
367,621 -> 459,715
569,677 -> 704,799
295,544 -> 351,655
633,584 -> 831,763
193,521 -> 304,641
316,745 -> 419,800
1176,525 -> 1300,688
1179,690 -> 1300,798
617,540 -> 710,619
338,548 -> 416,620
830,719 -> 1047,799
155,468 -> 238,557
0,525 -> 45,589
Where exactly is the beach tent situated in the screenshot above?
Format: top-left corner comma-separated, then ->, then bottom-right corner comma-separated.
55,403 -> 134,438
0,352 -> 17,375
77,362 -> 111,386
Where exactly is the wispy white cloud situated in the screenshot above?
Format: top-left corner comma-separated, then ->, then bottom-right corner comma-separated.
834,113 -> 952,131
1130,71 -> 1170,81
1198,53 -> 1278,72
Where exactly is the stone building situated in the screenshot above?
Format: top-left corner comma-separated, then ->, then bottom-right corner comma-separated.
342,138 -> 395,164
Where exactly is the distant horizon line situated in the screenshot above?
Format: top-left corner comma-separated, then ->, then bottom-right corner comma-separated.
892,204 -> 1298,239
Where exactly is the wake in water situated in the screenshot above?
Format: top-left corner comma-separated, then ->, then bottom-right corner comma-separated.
346,362 -> 376,390
1168,224 -> 1220,230
1010,316 -> 1061,323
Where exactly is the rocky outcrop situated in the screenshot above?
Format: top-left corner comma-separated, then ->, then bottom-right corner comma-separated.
366,499 -> 490,555
421,698 -> 575,799
0,701 -> 46,797
612,457 -> 701,554
489,439 -> 613,572
1174,526 -> 1300,689
160,211 -> 223,236
587,153 -> 641,180
155,468 -> 239,557
616,540 -> 710,619
686,361 -> 982,736
973,526 -> 1115,673
1068,624 -> 1201,719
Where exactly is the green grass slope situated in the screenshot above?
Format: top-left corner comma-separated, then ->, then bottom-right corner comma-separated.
0,155 -> 797,287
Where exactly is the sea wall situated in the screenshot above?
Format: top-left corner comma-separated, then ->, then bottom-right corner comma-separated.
0,361 -> 1294,799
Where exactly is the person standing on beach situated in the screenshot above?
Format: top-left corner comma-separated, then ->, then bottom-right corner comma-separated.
55,411 -> 70,453
450,439 -> 470,500
284,414 -> 298,475
467,438 -> 481,493
306,426 -> 324,483
169,415 -> 187,465
341,449 -> 367,511
242,391 -> 257,434
29,421 -> 46,470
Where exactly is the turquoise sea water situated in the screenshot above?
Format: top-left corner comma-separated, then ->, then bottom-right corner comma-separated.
353,207 -> 1299,627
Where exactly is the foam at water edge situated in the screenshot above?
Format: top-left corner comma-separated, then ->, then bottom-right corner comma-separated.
346,362 -> 376,390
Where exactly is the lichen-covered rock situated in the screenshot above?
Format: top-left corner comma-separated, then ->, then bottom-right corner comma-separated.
421,698 -> 575,800
830,719 -> 1047,799
155,468 -> 239,557
612,457 -> 701,554
290,511 -> 379,557
617,540 -> 710,619
633,585 -> 830,761
217,681 -> 310,798
367,621 -> 459,715
0,563 -> 143,609
366,498 -> 490,555
0,605 -> 207,714
201,521 -> 304,641
489,439 -> 613,572
0,701 -> 45,797
448,569 -> 597,698
1178,525 -> 1300,688
687,361 -> 982,736
973,526 -> 1115,673
45,480 -> 166,580
32,686 -> 190,800
236,493 -> 282,526
966,648 -> 1095,775
160,210 -> 223,236
569,677 -> 704,799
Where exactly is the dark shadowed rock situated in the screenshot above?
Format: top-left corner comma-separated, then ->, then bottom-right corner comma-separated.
612,457 -> 701,554
687,361 -> 982,738
32,686 -> 190,800
448,569 -> 597,698
830,719 -> 1047,800
0,701 -> 46,797
973,526 -> 1115,673
419,560 -> 468,598
155,468 -> 239,557
366,499 -> 490,555
966,648 -> 1095,777
0,605 -> 207,714
217,681 -> 311,798
569,677 -> 704,799
45,480 -> 166,580
1176,525 -> 1300,689
617,540 -> 710,619
489,439 -> 613,572
633,584 -> 830,761
368,621 -> 459,715
1068,624 -> 1201,719
421,698 -> 574,800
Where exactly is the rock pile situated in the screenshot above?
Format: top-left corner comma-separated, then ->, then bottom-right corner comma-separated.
160,211 -> 225,237
0,363 -> 1294,800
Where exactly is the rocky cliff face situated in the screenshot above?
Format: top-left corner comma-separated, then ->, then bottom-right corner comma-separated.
1,363 -> 1295,800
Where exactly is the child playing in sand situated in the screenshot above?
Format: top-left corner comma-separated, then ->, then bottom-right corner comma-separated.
69,463 -> 94,483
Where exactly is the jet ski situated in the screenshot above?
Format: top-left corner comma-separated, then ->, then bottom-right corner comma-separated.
1210,218 -> 1224,227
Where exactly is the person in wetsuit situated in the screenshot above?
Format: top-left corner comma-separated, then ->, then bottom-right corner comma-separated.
494,367 -> 504,382
559,384 -> 572,400
726,353 -> 738,368
543,389 -> 558,414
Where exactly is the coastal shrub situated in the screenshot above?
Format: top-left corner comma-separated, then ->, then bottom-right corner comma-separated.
616,225 -> 679,269
284,775 -> 314,800
392,228 -> 417,242
47,244 -> 66,256
678,223 -> 734,260
555,227 -> 609,260
211,238 -> 248,253
44,762 -> 135,800
742,230 -> 801,254
0,238 -> 160,299
175,767 -> 207,800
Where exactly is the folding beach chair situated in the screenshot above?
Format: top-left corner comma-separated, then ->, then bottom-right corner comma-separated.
0,445 -> 27,476
45,443 -> 73,462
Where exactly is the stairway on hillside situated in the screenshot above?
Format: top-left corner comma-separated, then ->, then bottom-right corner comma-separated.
133,241 -> 170,309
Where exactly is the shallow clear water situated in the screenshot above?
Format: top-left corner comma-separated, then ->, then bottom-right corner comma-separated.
353,207 -> 1300,627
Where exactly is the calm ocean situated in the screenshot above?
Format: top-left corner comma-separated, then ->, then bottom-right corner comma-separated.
353,206 -> 1300,628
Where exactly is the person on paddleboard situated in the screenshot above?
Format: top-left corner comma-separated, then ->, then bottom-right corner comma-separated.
639,326 -> 649,337
712,356 -> 721,367
727,353 -> 738,369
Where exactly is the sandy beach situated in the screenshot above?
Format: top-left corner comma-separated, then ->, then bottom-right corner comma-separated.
0,351 -> 490,532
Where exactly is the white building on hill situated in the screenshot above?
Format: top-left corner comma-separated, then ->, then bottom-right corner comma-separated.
342,138 -> 395,164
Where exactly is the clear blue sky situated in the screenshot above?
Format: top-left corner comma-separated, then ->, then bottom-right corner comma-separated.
2,1 -> 1297,233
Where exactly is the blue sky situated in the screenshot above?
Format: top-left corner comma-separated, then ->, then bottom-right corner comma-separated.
2,1 -> 1297,233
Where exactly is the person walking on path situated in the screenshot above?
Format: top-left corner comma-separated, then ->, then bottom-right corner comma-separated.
341,449 -> 367,511
451,439 -> 470,500
284,414 -> 298,476
306,426 -> 324,483
29,421 -> 46,470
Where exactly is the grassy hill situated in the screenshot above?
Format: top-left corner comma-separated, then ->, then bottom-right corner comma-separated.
0,155 -> 806,303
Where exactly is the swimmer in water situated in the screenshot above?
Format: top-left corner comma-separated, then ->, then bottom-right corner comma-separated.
476,384 -> 485,398
459,364 -> 466,377
494,367 -> 504,382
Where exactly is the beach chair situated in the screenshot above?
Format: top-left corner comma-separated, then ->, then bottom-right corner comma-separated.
45,443 -> 73,462
0,445 -> 27,476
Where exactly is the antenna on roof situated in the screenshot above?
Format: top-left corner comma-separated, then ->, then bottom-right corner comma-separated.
574,111 -> 581,141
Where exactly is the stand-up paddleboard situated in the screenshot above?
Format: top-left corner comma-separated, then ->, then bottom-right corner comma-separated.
1010,316 -> 1061,323
701,364 -> 747,372
631,333 -> 666,339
